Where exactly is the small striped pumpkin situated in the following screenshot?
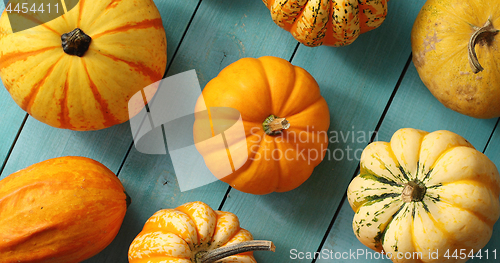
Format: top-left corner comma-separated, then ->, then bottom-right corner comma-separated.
348,128 -> 500,262
262,0 -> 389,47
0,0 -> 167,131
129,201 -> 274,263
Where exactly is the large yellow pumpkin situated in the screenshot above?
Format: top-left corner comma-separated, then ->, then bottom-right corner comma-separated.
411,0 -> 500,118
0,0 -> 167,130
129,201 -> 274,263
193,56 -> 330,195
262,0 -> 389,47
0,156 -> 130,263
347,128 -> 500,262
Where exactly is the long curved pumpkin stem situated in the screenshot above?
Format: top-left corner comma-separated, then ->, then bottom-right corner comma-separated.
468,19 -> 499,73
198,240 -> 275,263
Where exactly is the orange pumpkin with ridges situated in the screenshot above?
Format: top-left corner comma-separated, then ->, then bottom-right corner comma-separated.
194,56 -> 330,195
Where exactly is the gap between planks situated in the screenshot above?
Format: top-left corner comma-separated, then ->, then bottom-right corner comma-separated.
0,114 -> 28,177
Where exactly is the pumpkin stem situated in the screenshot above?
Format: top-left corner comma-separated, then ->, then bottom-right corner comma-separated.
263,115 -> 290,135
61,28 -> 92,57
468,19 -> 499,73
401,180 -> 426,203
197,240 -> 275,263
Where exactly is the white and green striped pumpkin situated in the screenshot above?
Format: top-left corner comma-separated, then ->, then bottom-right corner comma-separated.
347,128 -> 500,262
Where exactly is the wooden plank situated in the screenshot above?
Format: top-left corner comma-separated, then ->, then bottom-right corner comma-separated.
0,119 -> 134,178
159,0 -> 203,67
85,0 -> 299,262
166,0 -> 298,87
0,85 -> 26,172
218,1 -> 429,262
316,64 -> 498,263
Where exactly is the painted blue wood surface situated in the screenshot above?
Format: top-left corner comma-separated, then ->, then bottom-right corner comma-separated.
0,0 -> 499,262
0,85 -> 26,172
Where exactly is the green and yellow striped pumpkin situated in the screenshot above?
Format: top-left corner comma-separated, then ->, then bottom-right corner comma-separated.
0,0 -> 167,131
262,0 -> 389,47
348,128 -> 500,262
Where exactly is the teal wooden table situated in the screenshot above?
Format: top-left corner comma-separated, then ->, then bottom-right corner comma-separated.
1,0 -> 499,262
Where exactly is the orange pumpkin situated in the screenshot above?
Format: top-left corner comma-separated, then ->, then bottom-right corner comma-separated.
194,56 -> 330,195
262,0 -> 389,47
0,0 -> 167,130
0,156 -> 130,263
129,201 -> 274,263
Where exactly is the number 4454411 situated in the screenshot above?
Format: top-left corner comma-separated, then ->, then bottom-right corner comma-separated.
6,3 -> 60,14
443,249 -> 497,260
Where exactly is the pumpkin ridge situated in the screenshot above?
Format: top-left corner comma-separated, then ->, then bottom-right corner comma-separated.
281,95 -> 323,119
91,18 -> 163,39
145,210 -> 199,251
293,0 -> 330,47
397,166 -> 411,182
77,0 -> 85,28
358,0 -> 387,34
23,55 -> 63,113
418,200 -> 495,250
278,66 -> 324,116
92,50 -> 163,82
361,193 -> 401,208
219,138 -> 273,193
58,71 -> 74,129
86,0 -> 125,30
0,46 -> 58,71
272,139 -> 284,191
81,59 -> 122,127
373,153 -> 406,184
269,0 -> 309,32
330,0 -> 361,46
106,0 -> 124,10
435,178 -> 500,198
424,195 -> 496,226
431,0 -> 480,28
359,172 -> 403,188
209,211 -> 241,250
377,203 -> 410,251
418,200 -> 452,239
304,0 -> 329,46
408,133 -> 426,181
175,205 -> 210,247
256,58 -> 273,107
408,204 -> 420,255
14,11 -> 60,36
